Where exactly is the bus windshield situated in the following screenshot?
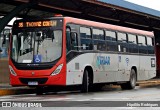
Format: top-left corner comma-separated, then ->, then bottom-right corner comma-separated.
11,29 -> 62,63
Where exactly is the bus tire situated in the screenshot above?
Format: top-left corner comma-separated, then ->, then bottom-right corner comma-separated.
36,87 -> 44,95
81,69 -> 90,93
121,69 -> 136,90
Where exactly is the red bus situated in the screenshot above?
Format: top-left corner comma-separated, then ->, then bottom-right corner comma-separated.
9,17 -> 156,94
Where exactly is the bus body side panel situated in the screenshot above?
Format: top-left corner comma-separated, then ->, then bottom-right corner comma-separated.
138,55 -> 156,80
66,52 -> 156,85
66,52 -> 128,85
117,54 -> 138,81
118,54 -> 156,81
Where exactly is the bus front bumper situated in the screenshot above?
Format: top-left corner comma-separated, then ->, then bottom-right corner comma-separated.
10,74 -> 66,86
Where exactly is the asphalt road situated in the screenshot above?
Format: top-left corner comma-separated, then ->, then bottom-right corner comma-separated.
0,84 -> 160,110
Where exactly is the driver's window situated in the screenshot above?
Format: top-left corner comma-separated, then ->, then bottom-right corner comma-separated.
66,27 -> 71,53
66,26 -> 78,53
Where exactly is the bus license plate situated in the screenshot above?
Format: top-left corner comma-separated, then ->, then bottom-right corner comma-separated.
28,82 -> 38,85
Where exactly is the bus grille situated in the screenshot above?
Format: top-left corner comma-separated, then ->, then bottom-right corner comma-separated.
19,78 -> 48,84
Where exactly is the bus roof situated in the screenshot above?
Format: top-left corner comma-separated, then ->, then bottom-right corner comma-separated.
64,17 -> 154,37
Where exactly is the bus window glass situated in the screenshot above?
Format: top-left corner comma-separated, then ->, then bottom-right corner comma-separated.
128,34 -> 137,44
147,37 -> 152,46
147,37 -> 154,54
138,35 -> 148,54
117,32 -> 128,52
11,35 -> 18,61
138,35 -> 146,45
93,29 -> 104,40
80,27 -> 92,50
11,30 -> 62,63
66,28 -> 71,53
106,31 -> 116,41
93,29 -> 105,51
80,27 -> 91,39
117,32 -> 127,42
128,34 -> 138,53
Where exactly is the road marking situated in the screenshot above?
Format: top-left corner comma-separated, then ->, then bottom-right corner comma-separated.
91,97 -> 131,100
32,97 -> 73,101
72,97 -> 131,101
127,93 -> 160,99
72,99 -> 91,101
0,95 -> 73,101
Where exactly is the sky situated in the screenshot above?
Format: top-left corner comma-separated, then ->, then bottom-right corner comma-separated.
125,0 -> 160,11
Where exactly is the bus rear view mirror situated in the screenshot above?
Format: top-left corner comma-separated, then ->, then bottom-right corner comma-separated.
70,32 -> 77,44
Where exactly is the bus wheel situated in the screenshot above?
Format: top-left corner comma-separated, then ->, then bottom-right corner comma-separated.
36,87 -> 44,95
81,69 -> 90,93
121,69 -> 136,90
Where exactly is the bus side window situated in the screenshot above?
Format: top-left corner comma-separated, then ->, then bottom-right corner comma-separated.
80,27 -> 92,50
105,30 -> 117,51
117,32 -> 128,52
128,34 -> 138,53
138,35 -> 147,54
93,28 -> 105,51
70,32 -> 78,50
147,36 -> 154,54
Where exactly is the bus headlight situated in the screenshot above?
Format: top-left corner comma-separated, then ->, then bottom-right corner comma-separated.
9,65 -> 17,76
51,64 -> 63,76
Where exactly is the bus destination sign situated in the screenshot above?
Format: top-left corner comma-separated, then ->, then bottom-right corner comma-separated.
18,20 -> 58,28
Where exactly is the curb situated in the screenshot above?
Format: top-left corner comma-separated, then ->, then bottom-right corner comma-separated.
0,88 -> 35,96
137,80 -> 160,84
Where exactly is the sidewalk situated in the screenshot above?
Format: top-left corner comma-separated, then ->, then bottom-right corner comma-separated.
137,78 -> 160,84
0,83 -> 35,96
0,78 -> 160,96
